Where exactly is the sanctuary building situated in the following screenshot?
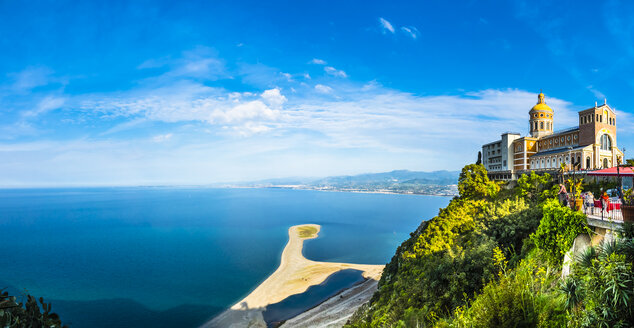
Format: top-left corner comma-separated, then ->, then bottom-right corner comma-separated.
482,92 -> 623,180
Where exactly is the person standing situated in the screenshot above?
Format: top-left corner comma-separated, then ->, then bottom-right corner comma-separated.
558,183 -> 568,207
601,191 -> 610,214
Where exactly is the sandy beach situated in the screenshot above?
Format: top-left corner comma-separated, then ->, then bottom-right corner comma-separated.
202,224 -> 384,328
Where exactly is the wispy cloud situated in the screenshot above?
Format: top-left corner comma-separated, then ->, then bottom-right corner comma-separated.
586,85 -> 606,100
378,17 -> 395,34
324,66 -> 347,78
139,46 -> 229,81
152,133 -> 173,142
379,18 -> 419,40
310,58 -> 327,65
400,26 -> 419,39
314,84 -> 333,94
82,83 -> 285,135
8,66 -> 55,92
21,96 -> 66,118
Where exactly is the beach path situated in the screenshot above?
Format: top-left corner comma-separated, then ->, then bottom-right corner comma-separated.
202,224 -> 384,328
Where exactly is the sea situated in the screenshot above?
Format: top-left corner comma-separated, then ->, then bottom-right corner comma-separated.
0,187 -> 450,327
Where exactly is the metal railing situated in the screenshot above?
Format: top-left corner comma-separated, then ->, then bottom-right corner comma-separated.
583,200 -> 623,221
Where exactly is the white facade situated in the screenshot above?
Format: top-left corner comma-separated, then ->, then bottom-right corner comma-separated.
482,132 -> 521,180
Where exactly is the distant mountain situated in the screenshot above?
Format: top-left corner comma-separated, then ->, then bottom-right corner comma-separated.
312,170 -> 458,187
231,170 -> 459,196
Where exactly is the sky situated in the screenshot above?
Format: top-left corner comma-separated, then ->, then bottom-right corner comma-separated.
1,0 -> 634,186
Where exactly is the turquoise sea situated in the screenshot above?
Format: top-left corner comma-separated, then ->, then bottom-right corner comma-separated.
0,187 -> 450,327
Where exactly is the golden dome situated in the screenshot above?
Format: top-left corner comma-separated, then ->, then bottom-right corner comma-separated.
530,92 -> 552,112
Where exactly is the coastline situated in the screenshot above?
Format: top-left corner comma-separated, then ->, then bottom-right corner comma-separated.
202,224 -> 384,328
222,185 -> 458,197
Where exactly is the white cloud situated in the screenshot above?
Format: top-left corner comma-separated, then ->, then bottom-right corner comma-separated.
314,84 -> 333,94
152,133 -> 173,142
9,66 -> 54,91
310,58 -> 327,65
586,85 -> 606,100
379,17 -> 395,34
281,72 -> 293,81
324,66 -> 348,78
22,96 -> 66,118
261,88 -> 287,108
139,47 -> 228,81
82,83 -> 284,133
400,26 -> 419,39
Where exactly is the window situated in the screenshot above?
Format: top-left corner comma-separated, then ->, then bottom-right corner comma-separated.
603,158 -> 609,168
540,113 -> 544,117
540,122 -> 544,129
546,122 -> 550,130
600,134 -> 612,150
586,157 -> 591,169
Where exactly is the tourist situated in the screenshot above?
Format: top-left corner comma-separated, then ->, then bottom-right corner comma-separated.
601,191 -> 610,213
558,183 -> 568,207
584,192 -> 594,215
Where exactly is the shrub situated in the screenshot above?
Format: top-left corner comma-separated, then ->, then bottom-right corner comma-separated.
0,291 -> 67,328
565,238 -> 634,327
448,250 -> 567,328
458,164 -> 499,200
531,199 -> 591,265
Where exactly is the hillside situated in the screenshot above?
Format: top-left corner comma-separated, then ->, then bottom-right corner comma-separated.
344,164 -> 634,327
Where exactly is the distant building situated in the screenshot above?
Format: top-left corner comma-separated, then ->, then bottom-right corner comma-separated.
482,92 -> 623,180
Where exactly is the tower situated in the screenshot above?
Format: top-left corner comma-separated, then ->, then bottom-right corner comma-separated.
529,92 -> 553,138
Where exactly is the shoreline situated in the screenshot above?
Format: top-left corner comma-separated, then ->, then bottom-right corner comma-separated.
224,185 -> 458,197
202,224 -> 384,328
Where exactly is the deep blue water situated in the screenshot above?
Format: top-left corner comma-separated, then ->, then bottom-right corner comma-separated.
263,269 -> 365,327
0,187 -> 450,327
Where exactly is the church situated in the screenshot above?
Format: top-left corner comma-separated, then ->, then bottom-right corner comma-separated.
482,92 -> 623,180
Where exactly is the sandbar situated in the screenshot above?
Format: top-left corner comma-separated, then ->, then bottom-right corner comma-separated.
202,224 -> 384,328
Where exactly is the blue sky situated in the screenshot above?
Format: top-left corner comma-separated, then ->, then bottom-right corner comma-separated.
1,0 -> 634,186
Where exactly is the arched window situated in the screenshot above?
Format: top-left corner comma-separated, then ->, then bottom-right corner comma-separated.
586,157 -> 591,169
600,134 -> 612,150
540,121 -> 544,129
541,159 -> 544,168
603,158 -> 609,168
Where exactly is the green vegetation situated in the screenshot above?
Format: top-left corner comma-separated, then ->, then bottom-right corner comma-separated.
531,199 -> 591,265
297,225 -> 319,238
345,163 -> 633,327
562,228 -> 634,327
0,291 -> 67,328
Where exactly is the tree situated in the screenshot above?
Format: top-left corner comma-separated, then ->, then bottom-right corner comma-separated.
516,171 -> 553,202
458,164 -> 499,199
0,292 -> 67,328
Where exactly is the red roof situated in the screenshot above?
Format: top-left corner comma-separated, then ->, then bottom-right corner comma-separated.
586,167 -> 634,176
